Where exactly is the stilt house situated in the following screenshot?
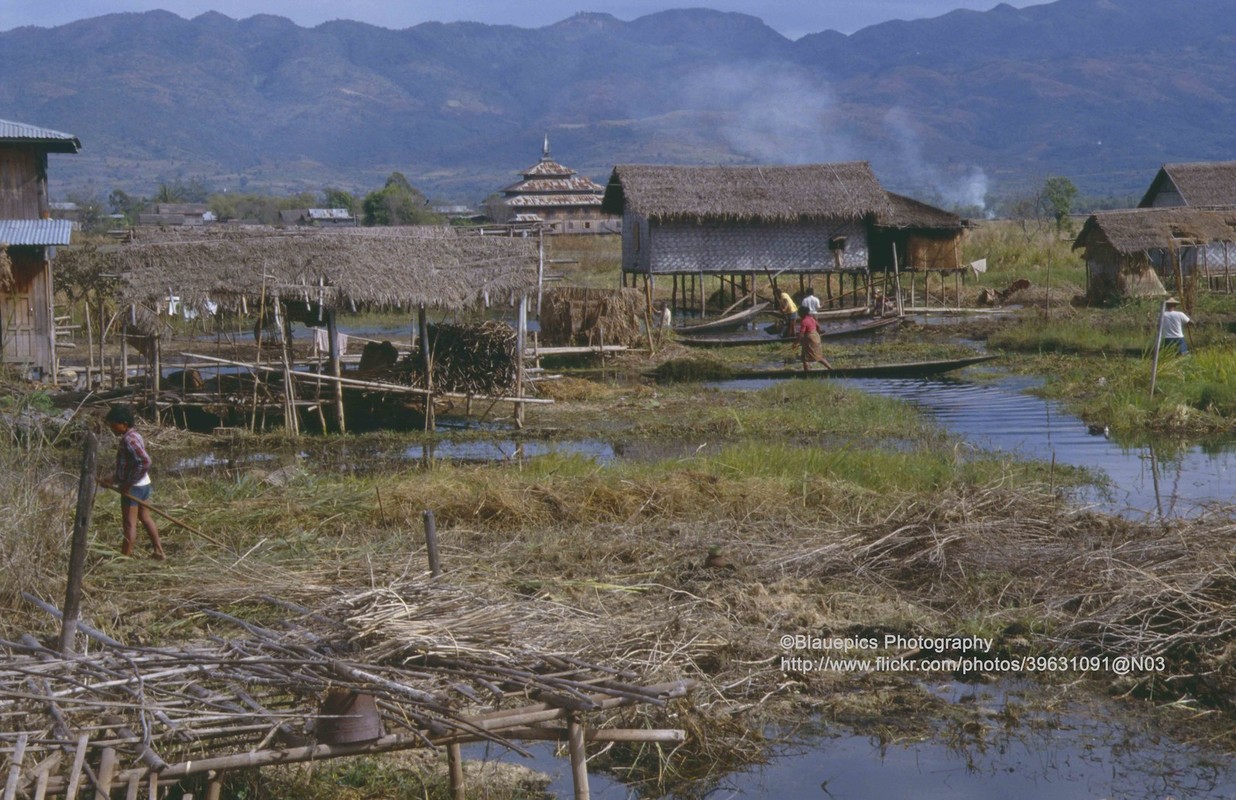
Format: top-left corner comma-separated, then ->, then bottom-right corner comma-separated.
601,162 -> 894,313
0,119 -> 80,378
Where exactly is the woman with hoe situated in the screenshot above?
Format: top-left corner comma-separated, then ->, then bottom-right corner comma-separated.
100,406 -> 166,560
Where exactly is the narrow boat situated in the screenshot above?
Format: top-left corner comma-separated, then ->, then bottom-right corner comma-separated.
677,316 -> 900,347
675,301 -> 769,334
731,354 -> 998,379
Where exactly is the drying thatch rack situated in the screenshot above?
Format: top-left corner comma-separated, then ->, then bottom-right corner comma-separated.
2,586 -> 691,800
54,226 -> 550,433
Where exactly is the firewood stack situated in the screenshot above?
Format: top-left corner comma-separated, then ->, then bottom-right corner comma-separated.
396,320 -> 518,396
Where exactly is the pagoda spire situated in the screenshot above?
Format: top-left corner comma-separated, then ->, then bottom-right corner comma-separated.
542,134 -> 551,161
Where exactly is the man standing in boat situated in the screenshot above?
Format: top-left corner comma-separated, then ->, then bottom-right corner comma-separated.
800,287 -> 821,319
797,310 -> 832,372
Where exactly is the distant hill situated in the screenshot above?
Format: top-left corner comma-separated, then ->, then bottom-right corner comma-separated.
2,0 -> 1233,208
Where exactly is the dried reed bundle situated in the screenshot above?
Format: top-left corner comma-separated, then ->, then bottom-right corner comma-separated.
539,286 -> 645,347
390,320 -> 517,396
0,243 -> 12,292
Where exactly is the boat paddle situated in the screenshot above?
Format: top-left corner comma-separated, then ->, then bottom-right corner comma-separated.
103,484 -> 227,548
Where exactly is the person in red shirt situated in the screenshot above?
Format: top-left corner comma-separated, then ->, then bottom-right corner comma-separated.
100,406 -> 166,560
797,310 -> 832,372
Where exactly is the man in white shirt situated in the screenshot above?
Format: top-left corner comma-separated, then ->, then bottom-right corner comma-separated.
1160,297 -> 1192,355
799,287 -> 821,317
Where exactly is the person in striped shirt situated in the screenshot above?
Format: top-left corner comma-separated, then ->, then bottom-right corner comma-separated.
101,406 -> 166,560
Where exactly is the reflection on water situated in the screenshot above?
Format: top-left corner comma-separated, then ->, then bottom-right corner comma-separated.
462,680 -> 1236,799
717,374 -> 1236,519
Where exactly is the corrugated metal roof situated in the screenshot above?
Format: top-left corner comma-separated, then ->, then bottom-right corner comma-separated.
0,219 -> 75,246
0,119 -> 81,153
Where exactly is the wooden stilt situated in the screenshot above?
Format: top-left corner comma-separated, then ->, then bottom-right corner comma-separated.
1,733 -> 27,800
419,304 -> 434,433
95,748 -> 118,800
327,308 -> 345,434
515,294 -> 527,427
567,712 -> 590,800
447,743 -> 465,800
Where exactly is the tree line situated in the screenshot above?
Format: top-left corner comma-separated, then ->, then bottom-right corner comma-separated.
64,172 -> 447,230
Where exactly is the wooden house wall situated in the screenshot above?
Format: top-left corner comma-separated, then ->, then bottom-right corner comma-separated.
0,148 -> 47,219
869,229 -> 963,271
0,247 -> 55,375
622,217 -> 868,275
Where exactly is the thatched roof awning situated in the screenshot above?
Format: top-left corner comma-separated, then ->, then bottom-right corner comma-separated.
601,162 -> 892,222
1139,161 -> 1236,208
56,226 -> 539,309
875,192 -> 966,231
1073,208 -> 1236,255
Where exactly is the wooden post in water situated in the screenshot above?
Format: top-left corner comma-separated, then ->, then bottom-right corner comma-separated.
60,431 -> 98,657
568,712 -> 590,800
326,307 -> 345,434
892,244 -> 905,317
447,744 -> 465,800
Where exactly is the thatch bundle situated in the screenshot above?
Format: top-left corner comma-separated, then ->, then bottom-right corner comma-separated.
539,287 -> 646,347
54,226 -> 539,311
601,162 -> 893,222
394,320 -> 518,396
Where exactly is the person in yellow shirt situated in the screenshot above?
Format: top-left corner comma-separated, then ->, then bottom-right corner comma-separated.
776,287 -> 799,336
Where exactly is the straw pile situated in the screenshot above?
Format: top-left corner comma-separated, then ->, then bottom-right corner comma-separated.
539,287 -> 646,347
394,321 -> 518,396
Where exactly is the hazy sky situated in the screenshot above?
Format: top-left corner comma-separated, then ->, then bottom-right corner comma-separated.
0,0 -> 1049,39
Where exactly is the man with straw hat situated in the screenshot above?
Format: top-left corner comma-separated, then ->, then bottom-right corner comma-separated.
1159,297 -> 1192,355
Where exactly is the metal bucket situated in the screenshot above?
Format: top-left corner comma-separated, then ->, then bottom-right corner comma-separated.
317,689 -> 384,744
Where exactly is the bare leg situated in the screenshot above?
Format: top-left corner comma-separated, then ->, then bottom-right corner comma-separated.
121,503 -> 138,556
138,507 -> 165,559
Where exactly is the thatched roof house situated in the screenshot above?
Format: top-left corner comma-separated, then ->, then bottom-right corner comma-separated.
1138,161 -> 1236,208
56,226 -> 539,313
1072,207 -> 1236,302
601,162 -> 893,278
869,192 -> 968,271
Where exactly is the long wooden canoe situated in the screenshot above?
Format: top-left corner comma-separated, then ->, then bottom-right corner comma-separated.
729,354 -> 997,379
675,301 -> 769,334
678,316 -> 900,347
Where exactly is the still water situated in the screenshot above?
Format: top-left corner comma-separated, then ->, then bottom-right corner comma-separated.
468,680 -> 1236,799
718,372 -> 1236,519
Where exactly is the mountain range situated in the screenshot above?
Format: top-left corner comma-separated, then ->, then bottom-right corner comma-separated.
2,0 -> 1233,209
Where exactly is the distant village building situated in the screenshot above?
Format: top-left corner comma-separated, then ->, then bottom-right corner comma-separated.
490,137 -> 617,234
279,208 -> 356,227
0,118 -> 80,378
138,202 -> 212,226
1138,161 -> 1236,208
49,201 -> 82,224
1075,161 -> 1236,302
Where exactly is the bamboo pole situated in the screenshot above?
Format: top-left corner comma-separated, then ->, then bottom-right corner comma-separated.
447,744 -> 465,800
95,747 -> 118,800
1150,300 -> 1166,398
568,712 -> 590,800
271,296 -> 298,436
419,304 -> 434,433
60,432 -> 98,657
515,294 -> 527,427
63,734 -> 89,800
423,510 -> 441,577
326,307 -> 345,434
892,244 -> 905,318
180,354 -> 554,405
1,732 -> 26,800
